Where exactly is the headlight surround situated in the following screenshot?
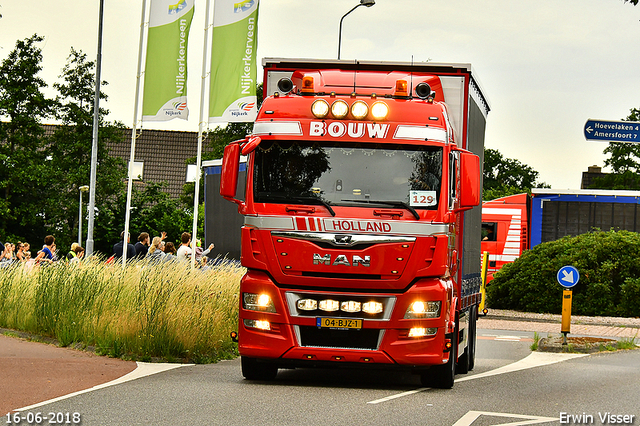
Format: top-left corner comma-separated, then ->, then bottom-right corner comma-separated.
404,300 -> 441,319
243,293 -> 276,313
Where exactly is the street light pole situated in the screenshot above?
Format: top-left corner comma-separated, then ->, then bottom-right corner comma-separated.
78,186 -> 90,245
338,0 -> 375,60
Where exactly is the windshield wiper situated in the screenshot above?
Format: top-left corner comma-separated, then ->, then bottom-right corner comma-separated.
261,194 -> 336,216
342,199 -> 420,220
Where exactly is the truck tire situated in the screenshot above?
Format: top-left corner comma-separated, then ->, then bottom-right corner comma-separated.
420,332 -> 456,389
241,356 -> 278,381
468,306 -> 477,371
456,307 -> 477,374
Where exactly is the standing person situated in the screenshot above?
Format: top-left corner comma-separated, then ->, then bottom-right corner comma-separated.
194,239 -> 214,263
23,242 -> 31,261
147,237 -> 166,264
176,232 -> 192,262
66,243 -> 80,262
34,235 -> 57,265
134,232 -> 150,258
163,242 -> 177,262
112,231 -> 136,261
69,246 -> 84,264
0,242 -> 13,266
16,242 -> 27,262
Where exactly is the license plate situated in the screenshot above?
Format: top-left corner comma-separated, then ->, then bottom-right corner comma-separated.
317,317 -> 362,330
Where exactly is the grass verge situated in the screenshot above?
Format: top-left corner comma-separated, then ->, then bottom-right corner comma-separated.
0,258 -> 244,363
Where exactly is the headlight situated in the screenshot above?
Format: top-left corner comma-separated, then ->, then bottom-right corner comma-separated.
340,300 -> 361,313
408,327 -> 438,338
350,101 -> 369,120
404,301 -> 441,319
243,293 -> 276,313
331,100 -> 349,119
244,319 -> 271,331
311,99 -> 330,118
297,299 -> 317,311
319,299 -> 340,312
362,301 -> 383,314
370,101 -> 389,120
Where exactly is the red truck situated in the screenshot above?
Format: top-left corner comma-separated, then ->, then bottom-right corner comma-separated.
220,58 -> 489,388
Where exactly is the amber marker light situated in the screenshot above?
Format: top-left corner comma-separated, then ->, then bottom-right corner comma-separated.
301,76 -> 315,93
394,79 -> 408,97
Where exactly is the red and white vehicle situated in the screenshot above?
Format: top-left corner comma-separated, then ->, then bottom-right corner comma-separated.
221,58 -> 489,388
480,193 -> 529,283
481,189 -> 640,282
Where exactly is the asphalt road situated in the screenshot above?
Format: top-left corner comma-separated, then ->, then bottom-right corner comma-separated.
8,329 -> 639,426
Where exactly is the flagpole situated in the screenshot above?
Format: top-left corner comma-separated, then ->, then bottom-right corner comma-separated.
191,0 -> 213,269
123,0 -> 148,267
85,0 -> 104,257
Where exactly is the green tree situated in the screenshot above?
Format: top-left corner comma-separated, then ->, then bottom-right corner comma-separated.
483,148 -> 549,200
589,108 -> 640,190
0,35 -> 56,245
46,48 -> 127,253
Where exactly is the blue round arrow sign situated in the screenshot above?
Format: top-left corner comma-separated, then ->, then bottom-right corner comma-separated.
557,265 -> 580,288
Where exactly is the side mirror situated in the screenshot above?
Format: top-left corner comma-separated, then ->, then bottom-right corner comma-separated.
220,142 -> 241,199
458,151 -> 481,210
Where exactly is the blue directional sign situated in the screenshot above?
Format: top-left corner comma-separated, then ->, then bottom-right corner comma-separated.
584,119 -> 640,143
557,265 -> 580,288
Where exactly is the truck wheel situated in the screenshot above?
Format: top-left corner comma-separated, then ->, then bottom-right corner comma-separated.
457,306 -> 477,374
468,306 -> 477,371
420,333 -> 456,389
241,356 -> 278,381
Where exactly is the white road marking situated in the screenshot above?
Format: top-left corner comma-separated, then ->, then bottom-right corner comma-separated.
452,410 -> 558,426
15,362 -> 193,412
367,352 -> 587,404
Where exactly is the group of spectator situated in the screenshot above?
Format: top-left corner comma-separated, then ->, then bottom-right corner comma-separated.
0,234 -> 84,268
1,231 -> 213,268
111,231 -> 214,266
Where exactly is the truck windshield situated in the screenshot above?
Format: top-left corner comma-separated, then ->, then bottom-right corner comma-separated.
253,141 -> 442,210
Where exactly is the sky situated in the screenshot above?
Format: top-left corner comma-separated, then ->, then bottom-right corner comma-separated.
1,0 -> 639,189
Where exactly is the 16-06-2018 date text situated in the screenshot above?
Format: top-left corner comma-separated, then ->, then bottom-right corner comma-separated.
6,412 -> 81,425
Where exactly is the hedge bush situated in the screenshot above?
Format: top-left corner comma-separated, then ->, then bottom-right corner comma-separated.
487,230 -> 640,317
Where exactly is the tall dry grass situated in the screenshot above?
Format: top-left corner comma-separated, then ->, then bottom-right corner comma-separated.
0,258 -> 244,363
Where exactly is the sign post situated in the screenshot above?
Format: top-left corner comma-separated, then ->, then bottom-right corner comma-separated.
584,119 -> 640,143
557,265 -> 579,345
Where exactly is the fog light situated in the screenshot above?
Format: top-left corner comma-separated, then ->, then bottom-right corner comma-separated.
340,300 -> 361,313
319,299 -> 339,312
362,301 -> 383,314
297,299 -> 317,311
408,327 -> 437,338
405,301 -> 441,319
244,319 -> 271,331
